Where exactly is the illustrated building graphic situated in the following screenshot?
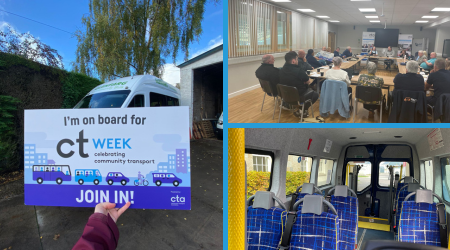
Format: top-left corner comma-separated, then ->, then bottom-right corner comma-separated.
157,150 -> 190,173
24,144 -> 48,169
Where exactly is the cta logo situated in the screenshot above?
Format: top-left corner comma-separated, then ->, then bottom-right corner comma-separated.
171,195 -> 186,203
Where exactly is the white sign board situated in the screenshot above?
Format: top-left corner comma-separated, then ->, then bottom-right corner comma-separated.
323,139 -> 333,153
428,128 -> 444,151
398,34 -> 413,45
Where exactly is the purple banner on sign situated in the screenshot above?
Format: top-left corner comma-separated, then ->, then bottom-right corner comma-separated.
25,184 -> 191,210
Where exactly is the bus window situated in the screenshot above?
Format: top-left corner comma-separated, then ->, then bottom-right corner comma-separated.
166,96 -> 179,106
245,151 -> 273,199
286,155 -> 312,195
150,92 -> 166,107
317,159 -> 334,187
441,158 -> 450,201
347,161 -> 371,192
424,160 -> 433,190
378,162 -> 410,187
128,94 -> 145,107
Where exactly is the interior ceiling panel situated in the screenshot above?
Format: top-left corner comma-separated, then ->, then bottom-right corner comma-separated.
259,0 -> 450,26
302,128 -> 438,145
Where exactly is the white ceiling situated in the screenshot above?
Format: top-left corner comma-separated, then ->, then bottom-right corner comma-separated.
304,128 -> 436,145
261,0 -> 450,26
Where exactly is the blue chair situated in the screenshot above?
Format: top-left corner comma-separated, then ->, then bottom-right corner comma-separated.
393,177 -> 421,233
327,185 -> 358,250
289,195 -> 340,250
247,191 -> 288,250
399,189 -> 447,247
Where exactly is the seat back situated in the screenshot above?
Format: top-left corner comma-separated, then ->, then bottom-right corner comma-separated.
289,195 -> 340,250
247,191 -> 287,250
399,190 -> 445,246
327,186 -> 358,250
277,84 -> 302,105
355,85 -> 382,103
259,78 -> 277,97
293,183 -> 323,205
395,182 -> 424,232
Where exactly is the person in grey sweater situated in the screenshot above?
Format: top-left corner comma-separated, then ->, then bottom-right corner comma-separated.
415,50 -> 427,63
383,46 -> 395,70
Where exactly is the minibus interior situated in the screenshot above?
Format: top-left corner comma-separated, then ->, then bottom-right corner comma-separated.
244,128 -> 450,250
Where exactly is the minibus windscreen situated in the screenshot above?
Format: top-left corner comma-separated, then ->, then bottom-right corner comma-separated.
74,90 -> 131,108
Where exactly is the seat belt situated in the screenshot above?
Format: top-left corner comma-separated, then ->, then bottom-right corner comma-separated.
280,211 -> 297,249
437,203 -> 448,248
289,193 -> 298,211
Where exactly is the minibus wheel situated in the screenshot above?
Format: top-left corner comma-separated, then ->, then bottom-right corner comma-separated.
108,180 -> 113,185
155,180 -> 162,186
173,181 -> 179,187
37,178 -> 43,184
121,180 -> 127,186
94,179 -> 99,185
78,179 -> 84,185
56,178 -> 63,185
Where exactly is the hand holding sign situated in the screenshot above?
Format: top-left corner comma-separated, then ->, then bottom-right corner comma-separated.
95,201 -> 131,223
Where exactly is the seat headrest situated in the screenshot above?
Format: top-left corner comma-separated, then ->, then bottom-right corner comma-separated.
334,185 -> 349,197
253,191 -> 275,210
415,189 -> 433,204
301,195 -> 324,215
404,176 -> 413,183
407,183 -> 420,192
300,183 -> 315,194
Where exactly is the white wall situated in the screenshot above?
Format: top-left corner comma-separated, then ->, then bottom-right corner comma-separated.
335,25 -> 436,55
435,27 -> 450,57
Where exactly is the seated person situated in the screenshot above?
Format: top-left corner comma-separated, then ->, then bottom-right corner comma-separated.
306,49 -> 323,69
280,51 -> 319,118
393,61 -> 425,92
315,46 -> 328,66
327,47 -> 332,53
420,52 -> 437,70
383,46 -> 395,70
334,47 -> 341,57
342,46 -> 352,58
415,50 -> 427,63
369,46 -> 378,56
298,49 -> 313,71
324,57 -> 352,94
356,62 -> 384,114
425,58 -> 450,109
446,59 -> 450,70
398,49 -> 410,59
255,54 -> 280,95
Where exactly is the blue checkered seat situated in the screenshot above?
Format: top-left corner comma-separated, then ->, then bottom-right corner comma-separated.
288,195 -> 340,250
247,191 -> 288,250
394,182 -> 424,233
399,189 -> 446,247
394,177 -> 419,210
327,185 -> 358,250
291,183 -> 323,211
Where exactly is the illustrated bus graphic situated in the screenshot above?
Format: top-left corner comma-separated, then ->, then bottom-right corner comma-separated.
75,169 -> 102,185
152,173 -> 182,187
33,165 -> 71,184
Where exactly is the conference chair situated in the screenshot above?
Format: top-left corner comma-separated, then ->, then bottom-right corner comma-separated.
353,86 -> 383,123
277,84 -> 314,123
388,90 -> 427,123
428,93 -> 450,123
258,79 -> 278,120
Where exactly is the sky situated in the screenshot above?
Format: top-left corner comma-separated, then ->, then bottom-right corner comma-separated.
0,0 -> 223,85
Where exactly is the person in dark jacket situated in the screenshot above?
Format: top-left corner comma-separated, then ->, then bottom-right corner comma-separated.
426,58 -> 450,109
393,61 -> 425,92
342,46 -> 352,58
255,54 -> 280,95
280,51 -> 319,117
306,49 -> 323,69
297,49 -> 313,71
334,47 -> 341,57
73,201 -> 131,249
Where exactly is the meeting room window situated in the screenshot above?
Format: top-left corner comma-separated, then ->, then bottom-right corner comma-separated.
378,162 -> 410,188
317,159 -> 334,187
245,150 -> 273,199
286,154 -> 312,194
228,0 -> 291,57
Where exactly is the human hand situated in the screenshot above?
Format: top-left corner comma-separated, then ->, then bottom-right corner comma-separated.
95,202 -> 131,223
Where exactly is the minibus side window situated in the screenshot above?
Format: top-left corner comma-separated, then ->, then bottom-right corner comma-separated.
440,158 -> 450,202
317,159 -> 335,187
150,92 -> 179,107
286,155 -> 312,195
245,150 -> 274,199
128,94 -> 145,107
167,96 -> 179,106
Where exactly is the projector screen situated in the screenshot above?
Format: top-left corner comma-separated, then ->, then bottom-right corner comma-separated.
367,28 -> 399,48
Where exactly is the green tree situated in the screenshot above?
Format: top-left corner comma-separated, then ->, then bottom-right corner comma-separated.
73,0 -> 218,81
0,95 -> 19,173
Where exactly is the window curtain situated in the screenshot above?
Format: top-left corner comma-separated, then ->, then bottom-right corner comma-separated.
314,19 -> 328,50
